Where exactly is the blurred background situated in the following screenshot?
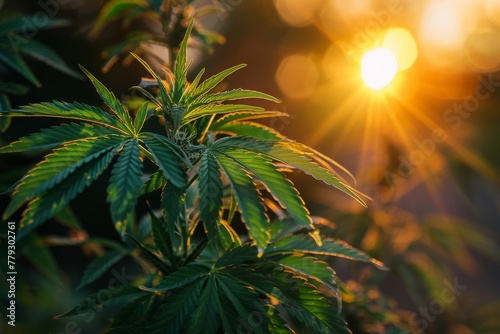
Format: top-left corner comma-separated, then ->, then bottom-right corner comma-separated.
1,0 -> 499,333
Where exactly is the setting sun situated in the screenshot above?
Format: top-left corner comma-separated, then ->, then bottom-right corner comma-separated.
361,48 -> 398,90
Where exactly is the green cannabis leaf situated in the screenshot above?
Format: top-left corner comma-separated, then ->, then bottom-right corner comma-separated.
1,18 -> 379,334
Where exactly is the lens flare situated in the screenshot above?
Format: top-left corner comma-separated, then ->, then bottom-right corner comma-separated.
382,28 -> 418,71
361,48 -> 398,90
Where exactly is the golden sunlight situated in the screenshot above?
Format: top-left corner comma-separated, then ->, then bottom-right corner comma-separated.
420,0 -> 463,48
382,28 -> 418,71
361,48 -> 398,90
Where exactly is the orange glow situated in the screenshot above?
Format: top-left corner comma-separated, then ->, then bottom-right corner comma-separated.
382,28 -> 418,71
273,0 -> 321,27
361,48 -> 398,90
275,54 -> 319,99
419,0 -> 464,48
275,0 -> 500,205
486,0 -> 500,27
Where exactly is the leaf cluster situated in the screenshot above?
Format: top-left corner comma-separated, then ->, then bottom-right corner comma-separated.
0,19 -> 382,334
90,0 -> 227,72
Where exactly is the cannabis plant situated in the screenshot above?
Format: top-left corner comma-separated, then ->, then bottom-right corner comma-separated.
90,0 -> 226,72
1,20 -> 388,333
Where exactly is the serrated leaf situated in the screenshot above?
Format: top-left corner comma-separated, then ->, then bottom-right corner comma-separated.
272,271 -> 348,334
173,19 -> 193,102
216,281 -> 248,333
0,45 -> 40,86
182,104 -> 263,125
147,279 -> 206,334
184,68 -> 205,96
266,235 -> 386,269
140,170 -> 167,195
215,153 -> 270,249
216,274 -> 268,334
273,279 -> 351,334
23,234 -> 63,285
185,274 -> 220,334
197,88 -> 280,105
210,111 -> 288,129
17,38 -> 83,79
150,208 -> 177,269
134,101 -> 152,133
142,136 -> 186,188
286,141 -> 356,184
126,235 -> 172,275
17,143 -> 123,238
80,66 -> 134,131
223,149 -> 312,228
3,101 -> 128,132
214,121 -> 284,140
5,136 -> 125,218
108,140 -> 143,235
161,181 -> 185,244
215,244 -> 258,268
220,264 -> 277,299
186,64 -> 246,103
131,53 -> 172,108
77,250 -> 127,290
141,262 -> 211,292
215,137 -> 366,206
0,123 -> 117,153
272,254 -> 335,286
199,150 -> 222,239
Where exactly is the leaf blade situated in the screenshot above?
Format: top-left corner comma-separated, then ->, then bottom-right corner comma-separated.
142,136 -> 186,188
80,66 -> 134,132
0,123 -> 117,154
188,64 -> 246,102
5,136 -> 125,219
199,150 -> 222,240
107,139 -> 143,236
215,153 -> 270,249
173,19 -> 194,102
76,250 -> 127,290
142,262 -> 211,292
2,101 -> 128,132
16,143 -> 123,237
223,149 -> 312,228
182,104 -> 263,125
214,121 -> 284,140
